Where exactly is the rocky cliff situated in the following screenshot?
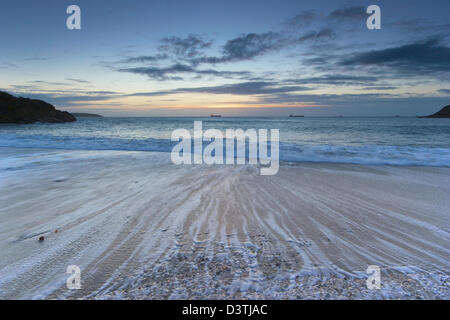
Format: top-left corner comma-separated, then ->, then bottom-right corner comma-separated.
420,105 -> 450,118
0,91 -> 76,124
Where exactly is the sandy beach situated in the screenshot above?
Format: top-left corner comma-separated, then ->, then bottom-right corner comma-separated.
0,147 -> 448,299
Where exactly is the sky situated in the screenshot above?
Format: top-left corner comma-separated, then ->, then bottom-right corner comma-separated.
1,0 -> 450,116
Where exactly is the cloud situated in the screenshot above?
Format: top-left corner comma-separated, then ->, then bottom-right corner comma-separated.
223,32 -> 283,61
118,63 -> 250,80
224,32 -> 286,61
122,25 -> 336,71
287,74 -> 379,86
115,10 -> 342,81
84,91 -> 120,95
0,63 -> 18,69
120,54 -> 169,64
181,81 -> 312,95
297,28 -> 335,43
257,92 -> 393,106
8,91 -> 121,107
25,57 -> 49,61
127,81 -> 313,97
122,73 -> 390,99
437,89 -> 450,94
65,78 -> 90,84
14,79 -> 91,88
341,38 -> 450,77
359,86 -> 398,91
117,32 -> 289,79
390,19 -> 450,34
328,6 -> 366,21
284,11 -> 316,28
194,28 -> 335,66
159,34 -> 212,58
111,8 -> 448,87
28,80 -> 71,86
193,32 -> 286,65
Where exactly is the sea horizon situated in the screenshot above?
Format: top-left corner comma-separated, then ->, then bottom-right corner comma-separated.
1,116 -> 449,167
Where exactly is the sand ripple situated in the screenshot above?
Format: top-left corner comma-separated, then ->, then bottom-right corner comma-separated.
0,149 -> 448,299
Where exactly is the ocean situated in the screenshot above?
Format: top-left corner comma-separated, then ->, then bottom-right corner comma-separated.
0,117 -> 449,166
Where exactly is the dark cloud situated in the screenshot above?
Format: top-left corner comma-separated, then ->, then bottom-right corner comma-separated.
127,81 -> 313,97
8,91 -> 120,107
118,63 -> 250,80
120,54 -> 169,64
193,32 -> 286,64
25,57 -> 49,61
328,6 -> 366,21
124,25 -> 336,70
341,38 -> 450,77
29,80 -> 71,86
390,19 -> 450,34
287,75 -> 379,86
193,28 -> 335,66
65,78 -> 90,84
117,33 -> 288,79
119,63 -> 198,80
222,32 -> 283,61
126,90 -> 174,97
437,89 -> 450,94
159,34 -> 212,58
84,91 -> 120,95
181,81 -> 312,95
8,84 -> 122,100
111,7 -> 448,87
121,72 -> 389,97
258,92 -> 392,106
9,84 -> 39,91
284,11 -> 316,28
0,63 -> 18,69
118,31 -> 301,80
115,10 -> 342,81
359,86 -> 398,91
297,28 -> 335,43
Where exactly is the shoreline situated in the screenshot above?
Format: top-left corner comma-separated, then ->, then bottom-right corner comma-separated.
0,148 -> 449,299
0,146 -> 449,168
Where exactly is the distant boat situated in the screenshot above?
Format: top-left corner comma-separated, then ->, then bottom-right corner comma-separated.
210,114 -> 222,118
289,114 -> 304,118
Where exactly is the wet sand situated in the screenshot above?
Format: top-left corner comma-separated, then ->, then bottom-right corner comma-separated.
0,148 -> 449,299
